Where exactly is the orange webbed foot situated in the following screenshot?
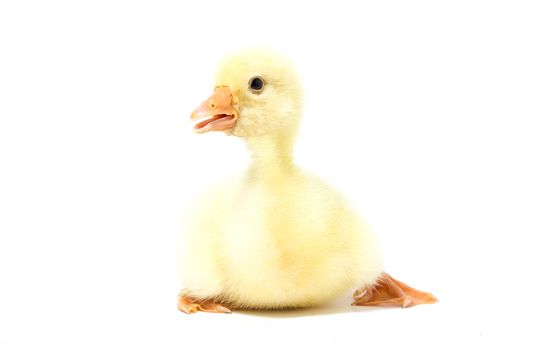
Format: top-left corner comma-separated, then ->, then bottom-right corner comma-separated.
177,291 -> 232,314
352,272 -> 438,308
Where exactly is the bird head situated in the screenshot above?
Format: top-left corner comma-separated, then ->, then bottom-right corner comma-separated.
191,49 -> 303,140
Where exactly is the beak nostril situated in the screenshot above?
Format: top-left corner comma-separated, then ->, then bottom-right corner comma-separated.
209,103 -> 216,109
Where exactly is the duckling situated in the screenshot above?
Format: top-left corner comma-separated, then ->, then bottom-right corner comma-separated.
177,48 -> 436,313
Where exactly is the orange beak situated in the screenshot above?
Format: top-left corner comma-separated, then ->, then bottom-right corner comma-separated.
190,86 -> 238,134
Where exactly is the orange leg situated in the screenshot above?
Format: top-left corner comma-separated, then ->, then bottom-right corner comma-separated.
177,291 -> 232,314
352,272 -> 438,308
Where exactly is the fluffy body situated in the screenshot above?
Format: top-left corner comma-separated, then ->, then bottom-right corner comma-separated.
178,168 -> 382,309
178,49 -> 382,309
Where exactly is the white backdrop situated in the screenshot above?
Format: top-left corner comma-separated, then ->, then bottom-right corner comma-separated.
1,0 -> 552,349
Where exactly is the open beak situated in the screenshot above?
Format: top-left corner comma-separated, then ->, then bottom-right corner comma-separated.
190,86 -> 238,134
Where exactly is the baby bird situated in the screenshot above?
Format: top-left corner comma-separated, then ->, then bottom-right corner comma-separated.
178,49 -> 436,313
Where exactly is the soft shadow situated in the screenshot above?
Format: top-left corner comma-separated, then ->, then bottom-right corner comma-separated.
235,293 -> 387,318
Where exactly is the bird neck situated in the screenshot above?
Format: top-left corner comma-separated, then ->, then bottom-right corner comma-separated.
245,133 -> 296,181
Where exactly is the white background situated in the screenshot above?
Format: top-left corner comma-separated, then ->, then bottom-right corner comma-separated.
1,0 -> 552,349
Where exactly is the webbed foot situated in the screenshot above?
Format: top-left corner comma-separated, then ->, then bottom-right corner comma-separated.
177,291 -> 231,314
352,272 -> 437,308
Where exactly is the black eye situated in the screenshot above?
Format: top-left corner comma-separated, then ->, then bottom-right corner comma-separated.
248,76 -> 264,93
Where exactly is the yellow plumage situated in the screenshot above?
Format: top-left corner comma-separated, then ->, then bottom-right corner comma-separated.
178,48 -> 382,309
